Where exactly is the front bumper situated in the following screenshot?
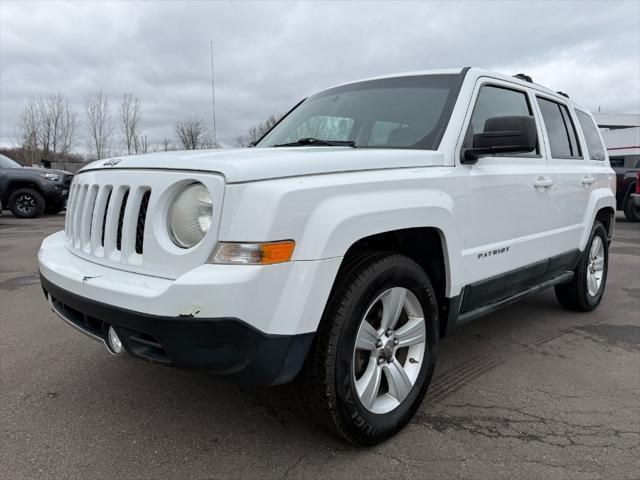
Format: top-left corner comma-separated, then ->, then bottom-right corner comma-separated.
42,182 -> 69,202
40,274 -> 313,385
38,231 -> 342,385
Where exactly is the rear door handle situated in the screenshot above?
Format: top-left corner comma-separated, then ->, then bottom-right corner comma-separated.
581,175 -> 596,186
533,177 -> 554,189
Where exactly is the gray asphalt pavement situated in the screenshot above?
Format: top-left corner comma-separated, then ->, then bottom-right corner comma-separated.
1,213 -> 639,479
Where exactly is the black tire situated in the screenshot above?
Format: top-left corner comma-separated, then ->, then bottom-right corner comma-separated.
44,201 -> 64,215
555,221 -> 609,311
295,252 -> 439,445
8,188 -> 45,219
623,191 -> 640,222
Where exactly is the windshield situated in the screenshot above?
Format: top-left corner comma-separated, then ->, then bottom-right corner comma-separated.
257,73 -> 463,150
0,154 -> 21,168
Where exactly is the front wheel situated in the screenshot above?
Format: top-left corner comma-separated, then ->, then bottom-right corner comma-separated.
8,188 -> 45,219
555,221 -> 609,311
295,253 -> 439,445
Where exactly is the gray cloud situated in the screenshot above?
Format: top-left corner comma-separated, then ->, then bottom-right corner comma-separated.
1,0 -> 639,151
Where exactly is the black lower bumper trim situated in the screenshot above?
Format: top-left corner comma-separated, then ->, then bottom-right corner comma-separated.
40,273 -> 314,386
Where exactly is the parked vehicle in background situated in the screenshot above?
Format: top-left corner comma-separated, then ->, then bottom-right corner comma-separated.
39,68 -> 616,444
595,113 -> 640,221
0,154 -> 74,218
631,170 -> 640,214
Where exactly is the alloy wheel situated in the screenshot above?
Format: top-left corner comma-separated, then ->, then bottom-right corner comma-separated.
586,236 -> 605,297
16,194 -> 36,215
352,287 -> 427,414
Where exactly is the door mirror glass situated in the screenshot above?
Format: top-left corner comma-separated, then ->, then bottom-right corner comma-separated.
462,115 -> 538,163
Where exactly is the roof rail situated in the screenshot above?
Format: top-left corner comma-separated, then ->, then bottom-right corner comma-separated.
513,73 -> 533,83
557,91 -> 570,98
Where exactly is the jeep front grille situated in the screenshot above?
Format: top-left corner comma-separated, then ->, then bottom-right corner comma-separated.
62,169 -> 224,279
66,182 -> 151,260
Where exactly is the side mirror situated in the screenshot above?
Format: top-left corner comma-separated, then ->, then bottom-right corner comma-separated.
461,115 -> 537,164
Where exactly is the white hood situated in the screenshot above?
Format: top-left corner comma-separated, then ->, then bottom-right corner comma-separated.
80,147 -> 445,183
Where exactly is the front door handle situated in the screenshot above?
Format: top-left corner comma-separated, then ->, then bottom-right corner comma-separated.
581,175 -> 596,186
533,177 -> 554,189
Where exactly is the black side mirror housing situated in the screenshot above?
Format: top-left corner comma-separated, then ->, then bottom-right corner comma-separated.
461,115 -> 537,164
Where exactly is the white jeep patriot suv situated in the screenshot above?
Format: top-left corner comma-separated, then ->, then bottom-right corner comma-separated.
38,68 -> 616,444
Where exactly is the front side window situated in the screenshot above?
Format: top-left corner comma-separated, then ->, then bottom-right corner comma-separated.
537,97 -> 582,159
256,74 -> 464,150
576,110 -> 606,161
464,85 -> 537,155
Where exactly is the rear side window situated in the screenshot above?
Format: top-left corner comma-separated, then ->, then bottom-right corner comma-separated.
537,97 -> 582,159
609,157 -> 624,167
465,85 -> 537,155
610,155 -> 640,168
576,110 -> 606,160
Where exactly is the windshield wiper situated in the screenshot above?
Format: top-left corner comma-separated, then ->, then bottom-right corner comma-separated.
273,137 -> 356,148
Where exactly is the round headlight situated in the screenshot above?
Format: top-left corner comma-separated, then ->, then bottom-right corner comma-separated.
168,183 -> 213,248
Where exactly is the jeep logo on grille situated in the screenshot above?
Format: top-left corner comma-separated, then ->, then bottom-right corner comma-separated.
102,158 -> 121,167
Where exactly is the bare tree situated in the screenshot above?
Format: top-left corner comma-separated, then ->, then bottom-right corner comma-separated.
175,117 -> 207,150
16,94 -> 76,164
60,102 -> 77,156
119,93 -> 142,155
16,97 -> 40,164
139,133 -> 149,154
38,93 -> 76,160
235,114 -> 281,147
85,91 -> 113,160
160,138 -> 173,151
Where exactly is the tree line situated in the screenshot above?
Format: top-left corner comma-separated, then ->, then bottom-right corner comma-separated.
13,92 -> 222,165
11,91 -> 283,166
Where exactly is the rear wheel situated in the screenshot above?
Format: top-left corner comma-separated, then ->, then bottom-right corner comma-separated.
555,221 -> 608,311
623,191 -> 640,222
8,188 -> 45,219
295,253 -> 439,445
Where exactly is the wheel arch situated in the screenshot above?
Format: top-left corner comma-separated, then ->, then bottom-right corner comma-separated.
581,189 -> 616,249
5,181 -> 44,203
332,227 -> 453,338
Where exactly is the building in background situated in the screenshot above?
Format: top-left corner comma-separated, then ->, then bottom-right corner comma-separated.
595,113 -> 640,221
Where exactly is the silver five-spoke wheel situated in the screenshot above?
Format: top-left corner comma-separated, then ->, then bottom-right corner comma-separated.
352,287 -> 426,414
587,235 -> 605,297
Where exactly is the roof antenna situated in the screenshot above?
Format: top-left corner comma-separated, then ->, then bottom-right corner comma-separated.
210,40 -> 218,148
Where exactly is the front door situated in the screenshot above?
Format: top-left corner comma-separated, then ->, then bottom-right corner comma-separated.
460,80 -> 553,311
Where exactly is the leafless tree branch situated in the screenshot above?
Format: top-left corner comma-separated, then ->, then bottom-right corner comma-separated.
85,91 -> 113,160
119,93 -> 142,155
235,114 -> 281,147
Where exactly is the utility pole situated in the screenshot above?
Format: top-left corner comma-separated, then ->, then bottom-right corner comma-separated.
210,40 -> 218,148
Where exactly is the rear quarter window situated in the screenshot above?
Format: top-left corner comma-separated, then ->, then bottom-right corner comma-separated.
576,110 -> 606,161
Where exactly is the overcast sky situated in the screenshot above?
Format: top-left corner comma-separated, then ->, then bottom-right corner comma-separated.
1,0 -> 639,151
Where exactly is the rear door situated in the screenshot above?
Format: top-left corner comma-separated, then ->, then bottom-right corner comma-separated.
460,79 -> 553,309
534,95 -> 587,259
